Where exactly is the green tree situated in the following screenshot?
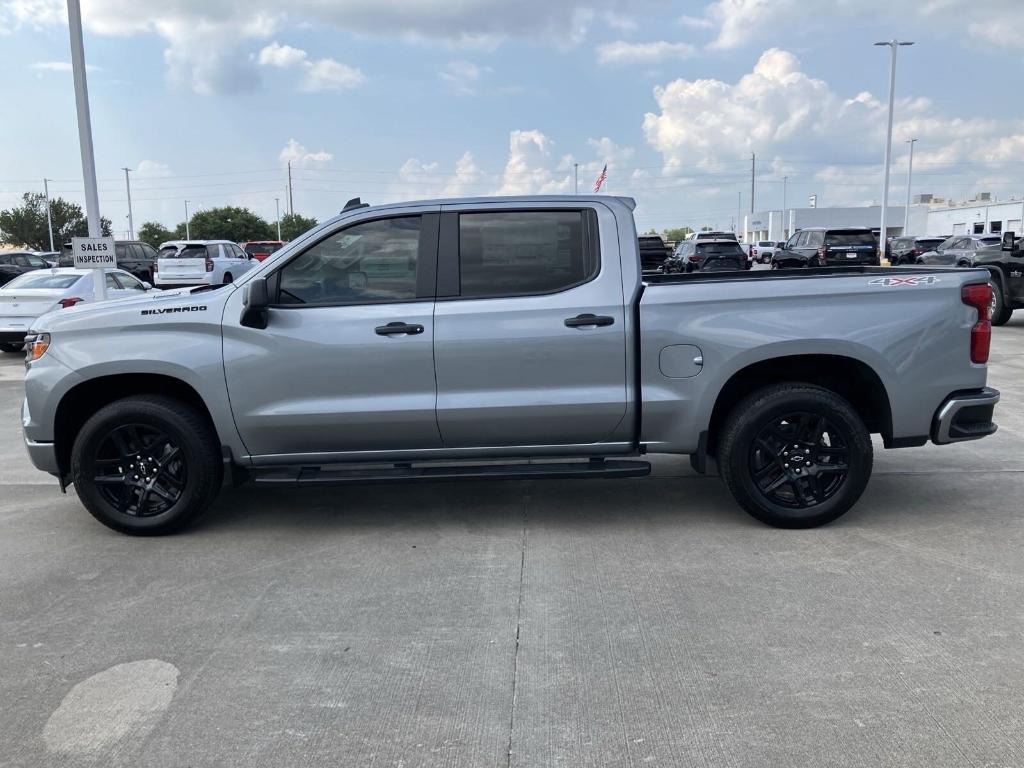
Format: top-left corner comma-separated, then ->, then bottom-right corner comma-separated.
186,206 -> 273,243
663,226 -> 693,242
137,221 -> 175,248
0,192 -> 111,250
279,212 -> 318,241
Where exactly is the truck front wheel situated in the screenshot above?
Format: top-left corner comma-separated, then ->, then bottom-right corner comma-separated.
718,384 -> 873,528
70,395 -> 222,535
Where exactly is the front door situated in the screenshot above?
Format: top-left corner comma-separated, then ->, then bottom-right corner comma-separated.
222,210 -> 442,459
432,206 -> 628,448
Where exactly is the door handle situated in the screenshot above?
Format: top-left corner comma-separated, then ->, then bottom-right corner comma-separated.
564,313 -> 614,328
375,322 -> 424,336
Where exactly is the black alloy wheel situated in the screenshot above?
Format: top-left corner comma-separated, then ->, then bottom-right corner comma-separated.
91,424 -> 186,517
749,412 -> 849,510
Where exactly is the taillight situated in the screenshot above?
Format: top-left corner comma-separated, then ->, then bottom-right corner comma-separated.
153,261 -> 159,273
961,282 -> 993,364
689,255 -> 701,263
751,248 -> 758,257
817,245 -> 828,266
59,297 -> 84,309
205,258 -> 214,272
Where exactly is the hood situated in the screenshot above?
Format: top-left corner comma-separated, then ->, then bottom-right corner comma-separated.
31,284 -> 235,334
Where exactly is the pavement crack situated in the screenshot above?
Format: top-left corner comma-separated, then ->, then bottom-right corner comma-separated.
506,488 -> 529,768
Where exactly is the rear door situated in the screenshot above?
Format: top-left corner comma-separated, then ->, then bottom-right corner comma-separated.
432,205 -> 628,448
222,210 -> 442,458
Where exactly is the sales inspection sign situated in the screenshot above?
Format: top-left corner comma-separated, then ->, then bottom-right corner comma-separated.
71,237 -> 116,269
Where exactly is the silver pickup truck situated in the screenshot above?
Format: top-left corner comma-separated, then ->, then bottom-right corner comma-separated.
19,196 -> 999,535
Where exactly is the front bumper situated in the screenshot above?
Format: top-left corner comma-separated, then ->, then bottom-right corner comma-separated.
932,387 -> 1000,444
0,330 -> 27,344
24,437 -> 59,474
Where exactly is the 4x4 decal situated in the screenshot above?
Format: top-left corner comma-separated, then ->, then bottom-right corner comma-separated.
868,276 -> 941,287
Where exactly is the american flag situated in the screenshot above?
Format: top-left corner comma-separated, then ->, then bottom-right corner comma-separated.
593,164 -> 608,193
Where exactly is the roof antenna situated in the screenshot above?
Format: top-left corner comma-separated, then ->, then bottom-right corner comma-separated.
342,197 -> 369,213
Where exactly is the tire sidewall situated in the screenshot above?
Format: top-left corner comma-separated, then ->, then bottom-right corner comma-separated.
726,391 -> 872,528
72,403 -> 209,534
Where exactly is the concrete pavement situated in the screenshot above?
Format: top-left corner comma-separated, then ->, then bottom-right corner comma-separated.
1,316 -> 1023,767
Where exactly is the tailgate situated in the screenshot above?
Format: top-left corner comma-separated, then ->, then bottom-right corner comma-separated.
158,258 -> 206,279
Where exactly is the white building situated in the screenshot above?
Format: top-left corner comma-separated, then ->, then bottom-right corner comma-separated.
743,205 -> 905,243
922,198 -> 1024,237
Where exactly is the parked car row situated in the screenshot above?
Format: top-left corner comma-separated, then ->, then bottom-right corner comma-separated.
915,234 -> 1002,267
0,251 -> 57,286
771,228 -> 880,269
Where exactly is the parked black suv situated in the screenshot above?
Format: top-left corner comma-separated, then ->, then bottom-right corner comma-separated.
917,234 -> 1001,267
664,239 -> 749,273
59,240 -> 160,282
888,235 -> 949,266
970,231 -> 1024,325
638,235 -> 670,271
0,251 -> 51,287
773,227 -> 879,269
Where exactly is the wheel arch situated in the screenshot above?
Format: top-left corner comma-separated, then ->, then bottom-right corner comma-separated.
705,354 -> 893,457
54,373 -> 219,477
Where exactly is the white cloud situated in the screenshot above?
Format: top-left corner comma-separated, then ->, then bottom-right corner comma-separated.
257,41 -> 364,92
279,138 -> 333,168
497,130 -> 573,195
597,40 -> 697,65
135,160 -> 171,178
29,60 -> 100,72
440,60 -> 491,95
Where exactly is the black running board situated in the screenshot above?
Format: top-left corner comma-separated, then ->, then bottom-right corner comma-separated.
252,459 -> 651,487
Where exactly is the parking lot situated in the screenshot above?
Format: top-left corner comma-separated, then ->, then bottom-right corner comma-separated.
0,316 -> 1022,767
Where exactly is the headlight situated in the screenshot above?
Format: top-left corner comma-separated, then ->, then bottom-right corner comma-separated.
25,333 -> 50,362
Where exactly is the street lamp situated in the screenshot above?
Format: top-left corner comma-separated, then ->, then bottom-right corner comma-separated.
875,39 -> 914,257
904,138 -> 917,233
184,200 -> 191,240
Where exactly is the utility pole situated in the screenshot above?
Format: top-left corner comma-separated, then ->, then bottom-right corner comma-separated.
43,178 -> 55,252
750,153 -> 755,214
275,198 -> 282,240
67,0 -> 104,300
122,167 -> 134,240
737,191 -> 742,239
574,163 -> 579,195
782,175 -> 788,239
904,138 -> 917,233
875,39 -> 914,255
287,161 -> 294,215
184,200 -> 191,240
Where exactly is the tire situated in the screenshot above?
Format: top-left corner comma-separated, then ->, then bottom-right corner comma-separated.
990,280 -> 1013,326
718,384 -> 873,529
70,395 -> 222,535
0,342 -> 23,353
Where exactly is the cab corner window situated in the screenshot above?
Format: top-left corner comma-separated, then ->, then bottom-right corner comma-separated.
277,216 -> 421,305
458,210 -> 596,298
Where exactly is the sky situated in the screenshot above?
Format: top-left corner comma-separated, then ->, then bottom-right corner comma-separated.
1,0 -> 1022,237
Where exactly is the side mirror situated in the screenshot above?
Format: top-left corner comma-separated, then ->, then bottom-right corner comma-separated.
777,243 -> 786,251
1002,231 -> 1016,251
241,277 -> 269,329
142,281 -> 152,291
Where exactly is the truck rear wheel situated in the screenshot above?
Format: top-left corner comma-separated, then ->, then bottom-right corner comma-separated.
990,280 -> 1013,326
718,384 -> 873,528
70,395 -> 222,535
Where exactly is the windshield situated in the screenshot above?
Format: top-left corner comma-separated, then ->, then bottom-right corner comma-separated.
160,245 -> 207,259
245,242 -> 282,254
916,238 -> 944,249
3,272 -> 84,290
826,231 -> 876,246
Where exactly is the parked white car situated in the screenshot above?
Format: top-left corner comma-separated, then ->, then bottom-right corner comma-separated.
154,240 -> 255,288
0,268 -> 154,352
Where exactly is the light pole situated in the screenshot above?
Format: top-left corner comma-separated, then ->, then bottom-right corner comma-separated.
874,39 -> 914,259
782,175 -> 788,239
904,138 -> 917,233
122,167 -> 134,240
275,198 -> 282,240
43,178 -> 55,252
184,200 -> 191,240
573,163 -> 579,195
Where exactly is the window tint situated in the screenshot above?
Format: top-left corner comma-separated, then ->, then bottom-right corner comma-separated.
827,231 -> 875,246
805,231 -> 824,248
233,244 -> 248,258
277,216 -> 421,305
758,241 -> 773,247
458,211 -> 595,298
12,255 -> 30,267
128,244 -> 144,261
206,244 -> 222,260
4,272 -> 83,289
115,244 -> 127,260
695,242 -> 744,256
25,255 -> 48,268
105,273 -> 120,290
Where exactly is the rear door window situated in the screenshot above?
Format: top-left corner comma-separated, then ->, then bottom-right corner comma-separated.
206,244 -> 223,260
457,210 -> 597,298
806,231 -> 824,248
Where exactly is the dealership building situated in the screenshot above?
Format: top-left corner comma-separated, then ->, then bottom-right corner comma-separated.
743,194 -> 1024,243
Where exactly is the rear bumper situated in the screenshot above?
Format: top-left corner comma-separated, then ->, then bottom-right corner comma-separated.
932,387 -> 1000,444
